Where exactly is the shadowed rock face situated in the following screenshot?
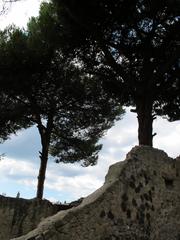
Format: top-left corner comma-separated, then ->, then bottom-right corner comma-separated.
0,197 -> 60,240
9,146 -> 180,240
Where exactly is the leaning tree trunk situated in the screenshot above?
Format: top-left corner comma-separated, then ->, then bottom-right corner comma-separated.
136,99 -> 154,146
36,139 -> 49,199
36,117 -> 53,200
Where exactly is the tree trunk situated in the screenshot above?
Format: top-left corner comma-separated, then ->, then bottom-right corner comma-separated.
36,117 -> 53,199
136,100 -> 153,146
36,141 -> 49,199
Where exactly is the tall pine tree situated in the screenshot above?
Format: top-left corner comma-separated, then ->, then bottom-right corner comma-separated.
53,0 -> 180,146
0,3 -> 123,199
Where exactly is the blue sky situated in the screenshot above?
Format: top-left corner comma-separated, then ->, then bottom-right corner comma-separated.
0,1 -> 179,203
0,107 -> 179,203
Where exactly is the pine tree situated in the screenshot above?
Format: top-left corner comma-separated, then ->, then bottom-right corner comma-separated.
0,3 -> 124,199
53,0 -> 180,146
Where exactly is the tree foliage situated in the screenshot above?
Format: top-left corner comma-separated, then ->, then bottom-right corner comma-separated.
156,58 -> 180,121
0,2 -> 124,199
0,27 -> 32,140
53,0 -> 180,146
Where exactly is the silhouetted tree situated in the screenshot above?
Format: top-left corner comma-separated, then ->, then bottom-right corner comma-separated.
0,3 -> 124,199
155,58 -> 180,122
53,0 -> 180,146
0,28 -> 32,140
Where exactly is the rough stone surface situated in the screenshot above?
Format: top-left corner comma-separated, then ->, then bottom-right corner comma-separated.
9,146 -> 180,239
0,197 -> 60,240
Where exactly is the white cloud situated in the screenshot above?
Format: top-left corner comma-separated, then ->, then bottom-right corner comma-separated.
0,0 -> 45,30
0,156 -> 103,201
0,157 -> 37,179
154,117 -> 180,157
45,173 -> 102,200
17,178 -> 37,188
1,109 -> 179,202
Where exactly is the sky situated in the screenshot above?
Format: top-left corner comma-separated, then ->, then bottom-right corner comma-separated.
0,0 -> 179,203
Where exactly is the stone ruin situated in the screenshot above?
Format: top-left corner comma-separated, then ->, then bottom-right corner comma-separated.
1,146 -> 180,240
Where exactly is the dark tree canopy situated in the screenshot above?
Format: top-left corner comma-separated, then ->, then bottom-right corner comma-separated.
0,27 -> 33,140
155,58 -> 180,121
0,2 -> 124,199
0,94 -> 31,141
53,0 -> 180,146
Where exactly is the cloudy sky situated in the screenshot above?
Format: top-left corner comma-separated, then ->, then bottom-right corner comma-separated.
0,0 -> 179,203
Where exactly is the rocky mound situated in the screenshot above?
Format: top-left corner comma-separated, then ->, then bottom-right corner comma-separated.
11,146 -> 180,240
